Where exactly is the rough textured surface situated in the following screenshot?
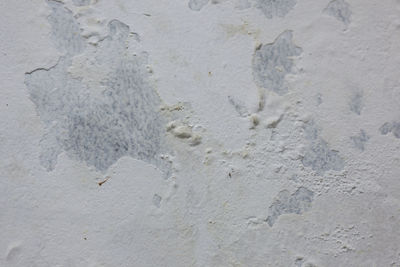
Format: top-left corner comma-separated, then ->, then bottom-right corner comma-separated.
2,0 -> 400,266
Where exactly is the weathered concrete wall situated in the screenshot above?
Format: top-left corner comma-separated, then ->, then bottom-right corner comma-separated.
1,0 -> 400,266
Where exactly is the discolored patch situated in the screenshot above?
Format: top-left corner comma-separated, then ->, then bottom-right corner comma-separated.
252,30 -> 302,95
349,91 -> 363,115
379,121 -> 400,139
25,1 -> 171,176
350,129 -> 369,151
324,0 -> 352,25
188,0 -> 209,11
255,0 -> 297,19
301,121 -> 345,175
266,187 -> 314,226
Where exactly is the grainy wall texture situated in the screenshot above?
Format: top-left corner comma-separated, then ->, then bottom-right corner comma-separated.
1,0 -> 400,266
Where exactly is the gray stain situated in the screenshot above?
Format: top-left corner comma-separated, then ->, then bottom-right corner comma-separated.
188,0 -> 209,11
252,30 -> 302,95
324,0 -> 352,25
266,187 -> 314,226
72,0 -> 91,6
301,121 -> 345,175
228,95 -> 249,117
349,91 -> 363,115
379,122 -> 393,135
380,121 -> 400,139
25,1 -> 171,176
47,0 -> 86,55
255,0 -> 297,19
350,129 -> 369,151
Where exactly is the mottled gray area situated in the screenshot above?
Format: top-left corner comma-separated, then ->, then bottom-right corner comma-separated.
153,194 -> 162,208
25,1 -> 171,176
266,187 -> 314,226
188,0 -> 209,11
47,0 -> 85,55
302,121 -> 345,175
349,91 -> 363,115
379,122 -> 393,135
380,121 -> 400,138
316,93 -> 323,106
324,0 -> 352,25
228,95 -> 249,117
72,0 -> 91,6
252,31 -> 302,95
256,0 -> 297,19
350,129 -> 369,151
393,123 -> 400,138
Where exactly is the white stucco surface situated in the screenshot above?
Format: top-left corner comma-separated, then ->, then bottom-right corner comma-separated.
1,0 -> 400,266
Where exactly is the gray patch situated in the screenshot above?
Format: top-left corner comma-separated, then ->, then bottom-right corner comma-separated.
350,129 -> 369,151
379,122 -> 393,135
228,95 -> 249,117
72,0 -> 91,6
379,121 -> 400,138
256,0 -> 297,19
266,187 -> 314,226
188,0 -> 209,11
324,0 -> 352,25
153,194 -> 162,208
47,0 -> 86,55
302,122 -> 345,175
349,91 -> 363,115
316,93 -> 323,106
252,31 -> 302,95
392,122 -> 400,138
25,2 -> 171,176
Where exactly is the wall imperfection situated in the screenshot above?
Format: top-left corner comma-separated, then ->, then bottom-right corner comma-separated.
25,1 -> 171,176
349,91 -> 363,115
380,121 -> 400,138
324,0 -> 352,25
302,121 -> 345,175
166,121 -> 202,146
255,0 -> 297,19
350,129 -> 369,151
252,30 -> 302,95
188,0 -> 209,11
228,95 -> 249,117
379,122 -> 393,135
266,187 -> 314,226
72,0 -> 91,6
153,194 -> 162,208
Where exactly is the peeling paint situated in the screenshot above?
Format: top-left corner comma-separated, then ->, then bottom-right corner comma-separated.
255,0 -> 297,19
252,30 -> 302,95
25,1 -> 171,176
349,91 -> 363,115
302,121 -> 345,175
324,0 -> 352,25
266,187 -> 314,226
350,129 -> 369,151
188,0 -> 209,11
380,121 -> 400,138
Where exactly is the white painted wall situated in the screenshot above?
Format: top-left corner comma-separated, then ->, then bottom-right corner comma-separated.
1,0 -> 400,266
